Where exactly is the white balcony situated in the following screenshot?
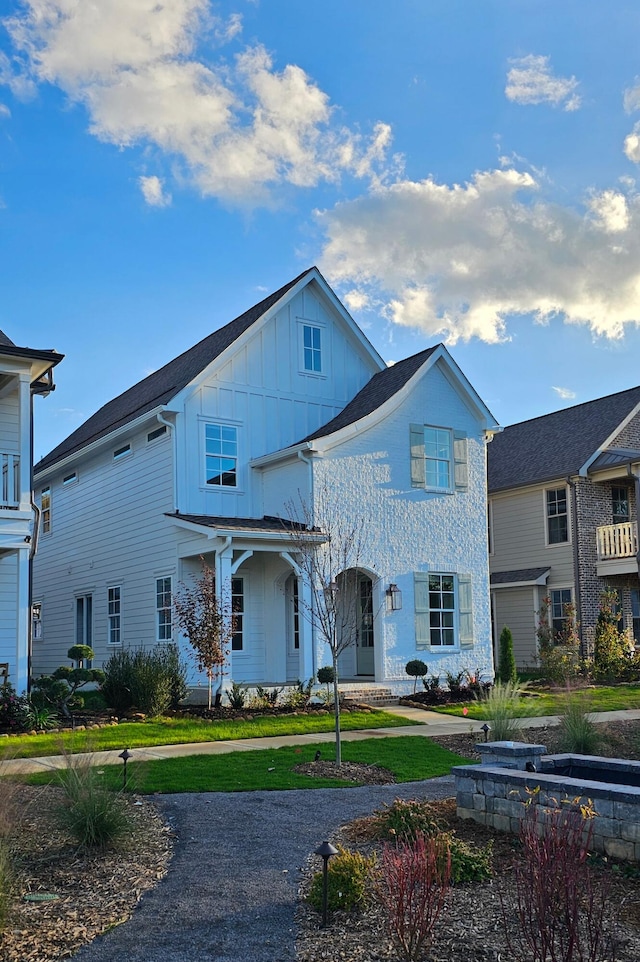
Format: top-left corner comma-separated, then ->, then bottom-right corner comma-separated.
0,452 -> 20,509
596,521 -> 639,576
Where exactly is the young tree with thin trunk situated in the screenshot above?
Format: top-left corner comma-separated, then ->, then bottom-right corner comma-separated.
173,558 -> 234,710
284,486 -> 369,765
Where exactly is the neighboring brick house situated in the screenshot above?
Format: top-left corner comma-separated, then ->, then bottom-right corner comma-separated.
32,267 -> 499,697
0,331 -> 63,692
488,387 -> 640,668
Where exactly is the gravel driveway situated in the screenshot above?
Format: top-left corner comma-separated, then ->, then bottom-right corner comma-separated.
71,777 -> 455,962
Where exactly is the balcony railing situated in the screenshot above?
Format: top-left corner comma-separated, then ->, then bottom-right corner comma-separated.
596,521 -> 638,561
0,452 -> 20,508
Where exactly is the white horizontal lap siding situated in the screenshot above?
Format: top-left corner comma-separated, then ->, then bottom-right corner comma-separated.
490,487 -> 574,583
312,358 -> 493,683
0,552 -> 18,680
32,430 -> 176,675
180,287 -> 378,517
0,393 -> 19,450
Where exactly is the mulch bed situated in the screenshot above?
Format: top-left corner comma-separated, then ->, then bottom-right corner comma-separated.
0,785 -> 173,962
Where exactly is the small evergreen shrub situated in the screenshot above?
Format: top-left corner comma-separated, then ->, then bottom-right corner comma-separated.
497,626 -> 517,684
102,645 -> 188,717
307,846 -> 375,913
317,665 -> 335,703
227,680 -> 246,709
448,835 -> 493,884
405,659 -> 428,694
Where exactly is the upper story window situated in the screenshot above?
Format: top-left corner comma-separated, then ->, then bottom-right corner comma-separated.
113,443 -> 131,461
205,423 -> 238,487
41,486 -> 51,534
546,487 -> 568,544
147,425 -> 167,443
410,424 -> 468,493
612,486 -> 630,525
62,471 -> 77,486
302,323 -> 322,373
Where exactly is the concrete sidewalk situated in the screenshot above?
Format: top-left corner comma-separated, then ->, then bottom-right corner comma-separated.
5,704 -> 640,776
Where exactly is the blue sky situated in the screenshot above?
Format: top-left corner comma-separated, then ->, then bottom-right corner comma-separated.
3,1 -> 640,461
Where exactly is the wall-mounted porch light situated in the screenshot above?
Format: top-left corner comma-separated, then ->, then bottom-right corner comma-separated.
386,583 -> 402,610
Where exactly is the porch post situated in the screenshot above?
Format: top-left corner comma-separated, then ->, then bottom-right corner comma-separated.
216,541 -> 234,686
298,572 -> 314,682
18,374 -> 31,510
16,545 -> 30,692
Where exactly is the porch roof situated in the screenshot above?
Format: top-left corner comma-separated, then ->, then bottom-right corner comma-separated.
490,567 -> 550,587
166,513 -> 325,541
588,447 -> 640,474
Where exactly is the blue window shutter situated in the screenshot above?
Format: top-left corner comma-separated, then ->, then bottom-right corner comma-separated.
458,574 -> 473,649
453,431 -> 468,492
414,572 -> 429,649
410,424 -> 425,488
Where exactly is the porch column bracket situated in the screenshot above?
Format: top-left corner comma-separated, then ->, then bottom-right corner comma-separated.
279,551 -> 302,577
231,550 -> 253,575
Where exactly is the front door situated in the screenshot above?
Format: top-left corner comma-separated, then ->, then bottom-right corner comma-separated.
356,575 -> 374,675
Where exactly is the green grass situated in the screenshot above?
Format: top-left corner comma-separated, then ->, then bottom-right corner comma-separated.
25,736 -> 471,793
1,710 -> 416,760
430,684 -> 640,718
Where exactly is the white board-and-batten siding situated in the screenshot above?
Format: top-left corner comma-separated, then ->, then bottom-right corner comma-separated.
177,286 -> 379,519
32,427 -> 176,676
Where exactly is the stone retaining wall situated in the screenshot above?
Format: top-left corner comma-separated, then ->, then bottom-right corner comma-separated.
452,742 -> 640,862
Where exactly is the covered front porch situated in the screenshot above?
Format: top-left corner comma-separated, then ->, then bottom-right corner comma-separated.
168,514 -> 383,691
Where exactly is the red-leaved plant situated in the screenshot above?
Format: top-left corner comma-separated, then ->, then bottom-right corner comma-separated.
376,832 -> 451,962
503,796 -> 616,962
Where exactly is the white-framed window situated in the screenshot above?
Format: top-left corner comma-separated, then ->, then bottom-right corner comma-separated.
546,487 -> 568,545
231,577 -> 244,651
550,588 -> 572,637
32,602 -> 42,642
113,443 -> 132,461
204,423 -> 238,487
631,588 -> 640,644
147,425 -> 167,443
107,586 -> 121,645
410,424 -> 468,493
62,471 -> 78,486
414,572 -> 473,650
302,323 -> 322,373
40,486 -> 51,534
156,576 -> 172,642
286,575 -> 300,654
76,594 -> 93,652
612,485 -> 631,525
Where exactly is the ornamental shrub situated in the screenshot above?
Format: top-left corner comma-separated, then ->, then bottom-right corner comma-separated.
0,684 -> 29,733
307,846 -> 376,913
31,646 -> 105,717
102,645 -> 188,717
497,626 -> 517,685
57,755 -> 133,850
405,659 -> 428,694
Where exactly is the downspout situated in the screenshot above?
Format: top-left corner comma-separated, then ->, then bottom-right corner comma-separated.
568,477 -> 583,654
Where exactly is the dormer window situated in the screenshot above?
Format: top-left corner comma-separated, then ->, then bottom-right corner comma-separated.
303,324 -> 322,373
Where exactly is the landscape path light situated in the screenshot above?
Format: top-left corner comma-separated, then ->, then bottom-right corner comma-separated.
314,840 -> 338,927
480,723 -> 491,742
119,748 -> 132,790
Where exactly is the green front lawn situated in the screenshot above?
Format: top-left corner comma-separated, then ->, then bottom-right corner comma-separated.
431,684 -> 640,719
2,709 -> 417,760
25,735 -> 471,793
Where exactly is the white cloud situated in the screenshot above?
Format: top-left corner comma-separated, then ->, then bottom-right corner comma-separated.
343,289 -> 371,312
505,55 -> 581,111
587,190 -> 629,233
318,168 -> 640,344
553,386 -> 576,401
624,123 -> 640,163
2,1 -> 391,206
0,103 -> 10,119
139,175 -> 171,207
624,81 -> 640,114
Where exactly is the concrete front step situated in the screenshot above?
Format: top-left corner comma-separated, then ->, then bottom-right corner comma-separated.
341,687 -> 398,707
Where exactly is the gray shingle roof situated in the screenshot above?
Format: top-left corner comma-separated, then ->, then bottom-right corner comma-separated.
490,567 -> 550,586
35,269 -> 314,473
302,347 -> 439,442
487,385 -> 640,492
167,513 -> 315,534
0,331 -> 16,347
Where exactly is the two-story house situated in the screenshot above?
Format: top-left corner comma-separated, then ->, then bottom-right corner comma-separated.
488,387 -> 640,668
0,331 -> 63,692
32,268 -> 499,697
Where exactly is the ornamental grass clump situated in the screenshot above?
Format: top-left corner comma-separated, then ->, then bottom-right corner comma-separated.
57,755 -> 133,850
479,680 -> 529,742
377,832 -> 451,962
558,693 -> 601,755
